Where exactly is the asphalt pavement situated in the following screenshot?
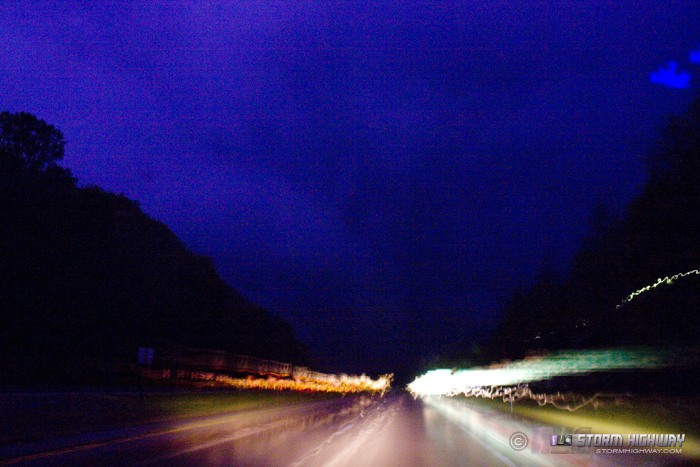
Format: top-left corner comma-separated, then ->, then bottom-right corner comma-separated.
1,393 -> 692,466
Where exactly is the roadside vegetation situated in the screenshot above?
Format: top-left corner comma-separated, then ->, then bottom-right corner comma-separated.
0,389 -> 339,446
469,394 -> 700,458
0,111 -> 309,385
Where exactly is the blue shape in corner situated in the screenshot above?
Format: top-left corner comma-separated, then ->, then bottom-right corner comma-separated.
650,61 -> 691,89
690,46 -> 700,64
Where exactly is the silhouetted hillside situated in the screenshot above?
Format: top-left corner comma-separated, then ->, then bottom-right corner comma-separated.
486,93 -> 700,360
0,112 -> 308,383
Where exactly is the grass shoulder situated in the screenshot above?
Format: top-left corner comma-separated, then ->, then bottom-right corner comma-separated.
0,388 -> 340,446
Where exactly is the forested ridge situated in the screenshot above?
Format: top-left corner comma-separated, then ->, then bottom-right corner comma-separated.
486,93 -> 700,361
0,112 -> 307,383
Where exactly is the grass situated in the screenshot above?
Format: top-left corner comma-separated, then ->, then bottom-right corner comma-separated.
466,393 -> 700,458
146,389 -> 337,418
0,389 -> 339,446
471,394 -> 698,432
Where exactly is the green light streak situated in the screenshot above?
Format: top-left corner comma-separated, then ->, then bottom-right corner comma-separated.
617,268 -> 700,308
407,348 -> 694,398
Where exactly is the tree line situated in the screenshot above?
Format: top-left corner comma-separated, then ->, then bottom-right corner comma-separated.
485,92 -> 700,362
0,112 -> 308,383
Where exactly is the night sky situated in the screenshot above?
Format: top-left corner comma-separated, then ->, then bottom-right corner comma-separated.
2,1 -> 699,374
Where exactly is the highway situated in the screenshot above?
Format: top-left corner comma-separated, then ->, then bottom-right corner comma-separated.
2,393 -> 690,466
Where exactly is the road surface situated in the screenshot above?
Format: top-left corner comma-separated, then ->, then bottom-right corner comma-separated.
1,393 -> 690,466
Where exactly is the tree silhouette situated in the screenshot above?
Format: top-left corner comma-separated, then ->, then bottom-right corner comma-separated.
487,92 -> 700,359
0,111 -> 308,383
1,111 -> 68,174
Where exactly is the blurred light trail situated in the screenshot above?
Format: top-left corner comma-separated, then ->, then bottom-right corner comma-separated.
140,348 -> 394,395
407,347 -> 695,399
212,373 -> 393,395
617,268 -> 700,308
142,368 -> 393,395
423,396 -> 693,467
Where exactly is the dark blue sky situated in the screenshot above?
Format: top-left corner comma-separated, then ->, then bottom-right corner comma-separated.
2,1 -> 699,374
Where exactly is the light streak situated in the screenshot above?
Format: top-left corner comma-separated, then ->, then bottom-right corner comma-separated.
617,268 -> 700,308
143,367 -> 393,395
409,348 -> 665,397
407,347 -> 695,401
214,373 -> 393,395
436,384 -> 603,411
146,348 -> 393,395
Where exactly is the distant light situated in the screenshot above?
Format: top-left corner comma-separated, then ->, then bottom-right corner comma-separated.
650,62 -> 691,89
